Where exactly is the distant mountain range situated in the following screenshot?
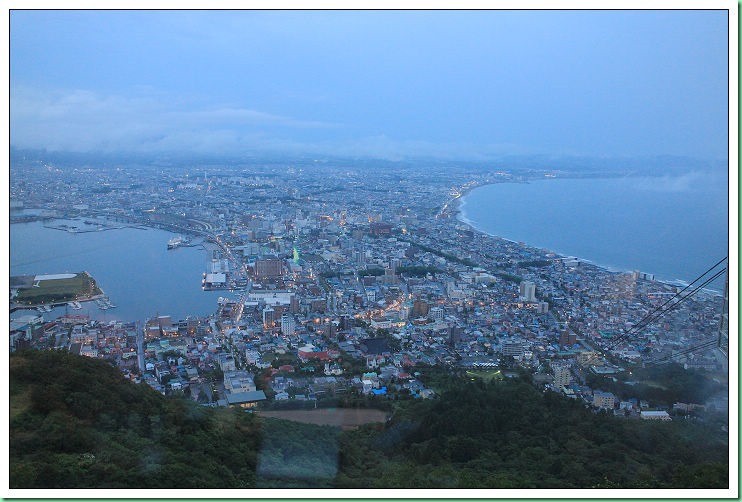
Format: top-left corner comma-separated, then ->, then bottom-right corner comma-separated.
10,145 -> 725,175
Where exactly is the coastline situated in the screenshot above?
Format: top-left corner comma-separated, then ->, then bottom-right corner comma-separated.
10,220 -> 224,322
453,179 -> 606,260
451,180 -> 725,294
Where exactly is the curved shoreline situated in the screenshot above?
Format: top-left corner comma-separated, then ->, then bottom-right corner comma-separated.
452,180 -> 724,292
453,180 -> 607,261
10,220 -> 223,322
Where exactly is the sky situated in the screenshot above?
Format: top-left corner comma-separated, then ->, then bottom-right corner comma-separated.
9,9 -> 731,162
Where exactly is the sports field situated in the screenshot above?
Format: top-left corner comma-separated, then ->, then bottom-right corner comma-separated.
258,408 -> 387,430
465,368 -> 505,382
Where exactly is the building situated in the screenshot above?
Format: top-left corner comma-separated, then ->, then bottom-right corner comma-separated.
412,299 -> 429,318
223,370 -> 256,393
354,249 -> 366,266
225,390 -> 266,408
369,222 -> 392,236
280,313 -> 295,336
632,270 -> 655,281
502,341 -> 524,358
429,306 -> 444,322
370,316 -> 392,330
10,314 -> 43,350
559,329 -> 577,348
255,258 -> 283,278
262,307 -> 276,328
289,294 -> 300,313
576,351 -> 599,367
248,290 -> 294,305
327,292 -> 338,311
519,281 -> 536,302
324,362 -> 343,375
298,346 -> 331,362
310,298 -> 327,312
209,258 -> 230,274
382,268 -> 397,285
593,391 -> 616,409
217,353 -> 237,371
448,324 -> 460,348
390,258 -> 401,274
203,272 -> 227,289
366,354 -> 385,368
640,410 -> 672,421
552,365 -> 572,387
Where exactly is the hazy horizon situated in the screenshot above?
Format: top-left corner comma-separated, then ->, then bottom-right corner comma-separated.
10,9 -> 730,163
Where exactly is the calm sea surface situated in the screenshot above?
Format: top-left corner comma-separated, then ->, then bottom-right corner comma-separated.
10,221 -> 227,323
459,172 -> 729,288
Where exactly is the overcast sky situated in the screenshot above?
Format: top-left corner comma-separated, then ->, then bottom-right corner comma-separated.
9,9 -> 730,161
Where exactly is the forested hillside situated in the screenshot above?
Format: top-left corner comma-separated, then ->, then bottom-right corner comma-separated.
336,376 -> 728,488
10,350 -> 260,488
10,350 -> 728,489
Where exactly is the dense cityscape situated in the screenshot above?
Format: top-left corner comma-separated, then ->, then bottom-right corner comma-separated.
9,157 -> 729,420
7,7 -> 734,493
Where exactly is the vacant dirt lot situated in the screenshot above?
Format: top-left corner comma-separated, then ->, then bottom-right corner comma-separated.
258,408 -> 388,430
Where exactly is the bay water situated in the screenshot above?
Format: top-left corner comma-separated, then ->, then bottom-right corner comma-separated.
459,172 -> 729,289
10,220 -> 227,324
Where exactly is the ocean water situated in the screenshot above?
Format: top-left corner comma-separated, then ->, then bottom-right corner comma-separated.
10,221 -> 228,323
459,172 -> 729,289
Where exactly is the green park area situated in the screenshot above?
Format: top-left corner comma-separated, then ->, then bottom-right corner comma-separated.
14,272 -> 102,305
465,368 -> 505,383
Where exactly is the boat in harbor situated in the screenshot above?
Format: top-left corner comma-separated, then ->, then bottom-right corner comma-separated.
167,236 -> 191,250
96,297 -> 114,310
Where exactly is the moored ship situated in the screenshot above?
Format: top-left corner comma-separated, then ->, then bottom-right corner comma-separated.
167,236 -> 191,250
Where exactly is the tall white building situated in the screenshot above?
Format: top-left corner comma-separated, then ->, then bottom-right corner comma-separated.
280,313 -> 295,336
429,306 -> 444,322
553,365 -> 572,388
262,307 -> 275,328
519,281 -> 536,302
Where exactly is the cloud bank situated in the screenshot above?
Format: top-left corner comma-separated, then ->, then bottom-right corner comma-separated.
10,86 -> 536,161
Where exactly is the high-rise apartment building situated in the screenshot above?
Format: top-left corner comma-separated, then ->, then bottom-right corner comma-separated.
429,306 -> 444,322
262,307 -> 275,328
553,365 -> 572,387
519,281 -> 536,302
280,313 -> 295,336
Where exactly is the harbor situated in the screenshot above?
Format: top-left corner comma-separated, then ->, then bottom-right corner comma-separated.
95,296 -> 117,310
43,218 -> 134,234
10,220 -> 226,323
